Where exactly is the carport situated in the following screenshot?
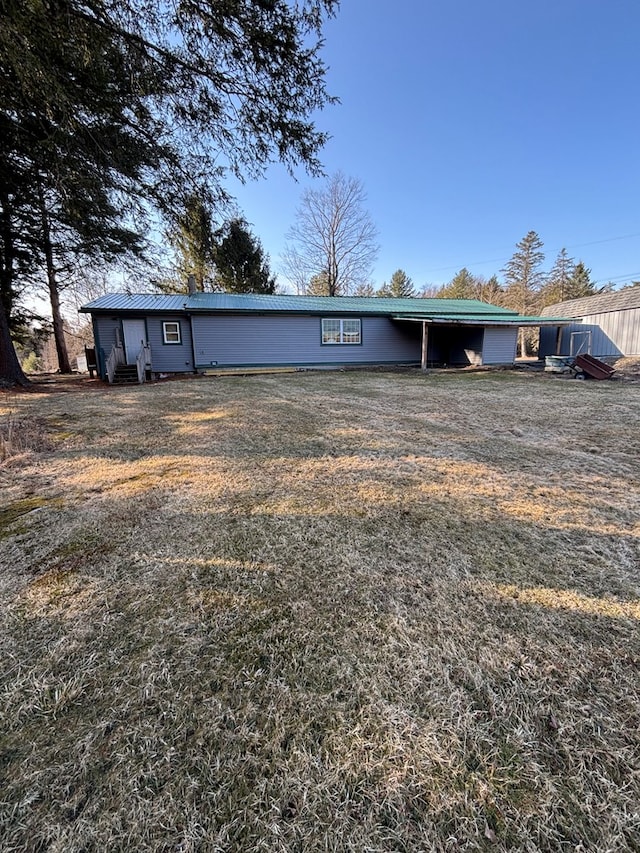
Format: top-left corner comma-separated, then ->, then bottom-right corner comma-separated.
392,314 -> 575,369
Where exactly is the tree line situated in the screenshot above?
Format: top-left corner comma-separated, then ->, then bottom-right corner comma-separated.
437,232 -> 599,308
279,176 -> 610,331
434,232 -> 604,357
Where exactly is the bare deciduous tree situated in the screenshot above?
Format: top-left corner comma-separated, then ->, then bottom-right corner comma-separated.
282,172 -> 378,296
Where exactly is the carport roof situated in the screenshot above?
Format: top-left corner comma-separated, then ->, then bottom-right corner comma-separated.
392,314 -> 575,326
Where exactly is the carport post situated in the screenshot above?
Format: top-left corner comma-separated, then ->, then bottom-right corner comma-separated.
421,322 -> 429,372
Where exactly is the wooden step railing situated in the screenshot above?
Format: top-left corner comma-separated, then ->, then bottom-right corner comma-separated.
136,344 -> 152,383
106,344 -> 125,384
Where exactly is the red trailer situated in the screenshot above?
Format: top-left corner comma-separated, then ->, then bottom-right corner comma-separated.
572,353 -> 616,380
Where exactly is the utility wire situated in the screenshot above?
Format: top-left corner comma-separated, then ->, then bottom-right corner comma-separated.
567,232 -> 640,250
423,231 -> 640,283
593,270 -> 640,284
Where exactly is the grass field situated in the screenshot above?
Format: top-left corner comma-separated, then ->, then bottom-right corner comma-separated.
1,370 -> 639,852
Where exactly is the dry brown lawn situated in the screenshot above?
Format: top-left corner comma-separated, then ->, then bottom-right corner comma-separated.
1,369 -> 639,852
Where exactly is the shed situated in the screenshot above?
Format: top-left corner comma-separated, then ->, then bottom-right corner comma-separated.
539,286 -> 640,358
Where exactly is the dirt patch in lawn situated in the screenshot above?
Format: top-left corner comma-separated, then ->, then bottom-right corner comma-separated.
614,355 -> 640,377
0,371 -> 638,851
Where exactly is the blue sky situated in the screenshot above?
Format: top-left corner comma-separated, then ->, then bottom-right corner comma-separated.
227,0 -> 640,292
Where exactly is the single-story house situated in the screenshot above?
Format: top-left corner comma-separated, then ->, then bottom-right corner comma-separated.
539,286 -> 640,358
79,292 -> 571,382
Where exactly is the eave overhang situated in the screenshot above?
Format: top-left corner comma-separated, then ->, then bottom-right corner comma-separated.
391,315 -> 578,327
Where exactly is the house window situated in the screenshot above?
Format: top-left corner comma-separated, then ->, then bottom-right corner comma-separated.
321,318 -> 361,345
163,321 -> 181,344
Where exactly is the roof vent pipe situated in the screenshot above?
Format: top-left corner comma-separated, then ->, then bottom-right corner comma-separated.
187,274 -> 196,295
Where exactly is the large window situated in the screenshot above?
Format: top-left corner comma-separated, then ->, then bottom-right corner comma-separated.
163,321 -> 181,344
321,318 -> 361,345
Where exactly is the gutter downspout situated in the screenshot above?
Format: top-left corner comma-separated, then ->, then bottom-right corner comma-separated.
187,315 -> 198,372
183,298 -> 198,373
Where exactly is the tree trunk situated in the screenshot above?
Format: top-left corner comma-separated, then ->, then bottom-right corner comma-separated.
0,190 -> 29,387
328,234 -> 338,296
0,298 -> 29,387
37,181 -> 71,373
518,327 -> 528,358
0,188 -> 16,320
518,286 -> 528,357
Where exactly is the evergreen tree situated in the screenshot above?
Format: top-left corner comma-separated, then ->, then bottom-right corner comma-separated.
353,283 -> 376,297
540,256 -> 597,307
476,274 -> 503,304
1,0 -> 158,376
167,193 -> 217,292
435,268 -> 502,303
306,271 -> 331,296
437,268 -> 477,299
567,261 -> 597,299
0,0 -> 337,384
377,269 -> 415,298
213,219 -> 276,294
541,248 -> 575,306
0,303 -> 26,386
501,231 -> 545,357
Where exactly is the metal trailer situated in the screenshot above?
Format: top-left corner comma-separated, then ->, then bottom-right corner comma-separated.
571,353 -> 616,380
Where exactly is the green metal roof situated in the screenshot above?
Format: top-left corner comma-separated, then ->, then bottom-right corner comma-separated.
80,292 -> 575,325
79,293 -> 188,313
393,314 -> 577,326
82,291 -> 519,317
185,292 -> 519,316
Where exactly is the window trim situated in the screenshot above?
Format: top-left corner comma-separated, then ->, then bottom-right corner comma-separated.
320,317 -> 362,345
162,320 -> 182,345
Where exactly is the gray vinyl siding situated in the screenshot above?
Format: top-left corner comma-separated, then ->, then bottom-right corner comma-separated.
93,315 -> 193,375
540,309 -> 640,358
145,316 -> 194,372
482,327 -> 518,364
191,314 -> 421,367
559,323 -> 618,357
93,316 -> 121,377
94,316 -> 121,352
581,309 -> 640,355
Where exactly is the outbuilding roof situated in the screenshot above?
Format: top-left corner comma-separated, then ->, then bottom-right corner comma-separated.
541,285 -> 640,318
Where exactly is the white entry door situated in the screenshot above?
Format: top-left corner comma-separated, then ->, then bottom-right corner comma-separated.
122,320 -> 146,364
